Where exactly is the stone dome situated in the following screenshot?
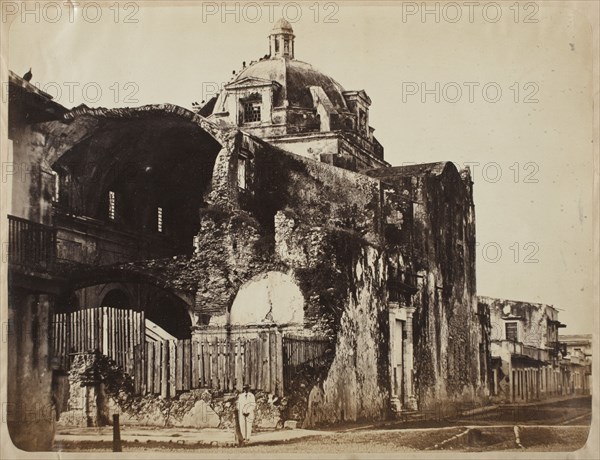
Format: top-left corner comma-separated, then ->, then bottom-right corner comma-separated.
270,17 -> 294,35
230,57 -> 349,112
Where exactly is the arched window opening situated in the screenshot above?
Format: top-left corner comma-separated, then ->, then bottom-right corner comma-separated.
101,289 -> 129,309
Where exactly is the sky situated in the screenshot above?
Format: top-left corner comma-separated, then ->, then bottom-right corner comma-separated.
4,1 -> 597,333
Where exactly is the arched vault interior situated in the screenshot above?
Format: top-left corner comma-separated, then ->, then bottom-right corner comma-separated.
52,115 -> 222,254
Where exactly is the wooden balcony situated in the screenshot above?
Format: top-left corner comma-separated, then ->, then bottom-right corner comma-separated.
8,215 -> 57,270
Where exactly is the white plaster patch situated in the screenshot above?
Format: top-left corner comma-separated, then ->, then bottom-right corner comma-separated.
229,272 -> 304,326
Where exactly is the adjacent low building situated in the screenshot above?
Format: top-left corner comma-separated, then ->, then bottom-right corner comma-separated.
560,334 -> 593,395
480,296 -> 568,402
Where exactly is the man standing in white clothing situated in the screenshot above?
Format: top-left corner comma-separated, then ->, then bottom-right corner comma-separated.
236,384 -> 256,442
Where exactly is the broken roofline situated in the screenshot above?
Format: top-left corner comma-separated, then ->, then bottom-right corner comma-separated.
478,295 -> 562,313
61,103 -> 228,145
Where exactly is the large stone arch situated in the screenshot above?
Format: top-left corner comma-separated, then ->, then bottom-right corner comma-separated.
57,265 -> 195,338
43,106 -> 224,254
41,104 -> 224,167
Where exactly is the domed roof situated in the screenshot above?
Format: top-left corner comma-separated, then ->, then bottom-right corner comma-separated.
271,18 -> 294,34
232,57 -> 349,112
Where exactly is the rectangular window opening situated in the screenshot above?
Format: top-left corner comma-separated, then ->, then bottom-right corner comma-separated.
505,322 -> 518,342
238,157 -> 247,190
51,171 -> 59,203
108,190 -> 116,220
243,101 -> 261,123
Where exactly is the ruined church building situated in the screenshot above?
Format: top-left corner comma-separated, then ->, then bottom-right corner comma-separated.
6,19 -> 573,451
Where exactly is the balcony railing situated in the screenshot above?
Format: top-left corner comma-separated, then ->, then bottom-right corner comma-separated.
8,215 -> 57,269
492,340 -> 550,363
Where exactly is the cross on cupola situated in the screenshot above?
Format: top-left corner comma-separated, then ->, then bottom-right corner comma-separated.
269,18 -> 295,59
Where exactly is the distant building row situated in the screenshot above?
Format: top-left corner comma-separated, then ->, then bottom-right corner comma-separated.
479,296 -> 591,402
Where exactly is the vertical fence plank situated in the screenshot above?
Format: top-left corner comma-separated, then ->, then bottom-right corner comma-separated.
236,338 -> 243,391
269,330 -> 277,394
131,310 -> 136,374
121,310 -> 125,368
133,344 -> 140,395
222,338 -> 228,391
154,342 -> 161,394
216,338 -> 222,391
119,309 -> 124,369
90,309 -> 94,351
66,311 -> 71,365
74,310 -> 79,353
87,308 -> 92,351
161,340 -> 168,398
203,338 -> 210,388
169,340 -> 177,397
198,340 -> 204,388
211,337 -> 219,389
192,339 -> 199,389
175,340 -> 183,392
101,308 -> 106,357
129,310 -> 135,375
113,308 -> 118,364
123,309 -> 127,369
220,338 -> 226,391
107,308 -> 112,363
91,308 -> 95,351
140,311 -> 146,394
183,339 -> 191,391
276,331 -> 284,397
112,309 -> 117,365
82,309 -> 87,352
113,309 -> 119,366
129,310 -> 135,376
82,309 -> 86,352
246,339 -> 252,388
90,308 -> 94,353
199,339 -> 205,388
73,310 -> 78,354
253,338 -> 259,390
60,313 -> 65,368
228,337 -> 235,391
146,342 -> 153,394
262,332 -> 270,392
77,310 -> 81,353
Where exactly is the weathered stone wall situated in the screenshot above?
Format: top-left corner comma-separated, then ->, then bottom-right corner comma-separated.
367,163 -> 484,411
242,134 -> 383,244
171,135 -> 392,425
302,245 -> 389,426
6,290 -> 57,450
274,213 -> 390,425
8,124 -> 56,224
412,166 -> 482,409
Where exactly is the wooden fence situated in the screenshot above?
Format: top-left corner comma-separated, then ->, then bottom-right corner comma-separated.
142,331 -> 285,397
53,310 -> 331,398
282,334 -> 331,391
52,307 -> 145,375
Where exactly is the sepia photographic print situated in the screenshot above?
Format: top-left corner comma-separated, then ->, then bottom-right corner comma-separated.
0,1 -> 598,458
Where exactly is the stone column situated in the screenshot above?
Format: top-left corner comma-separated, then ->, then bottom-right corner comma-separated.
403,307 -> 417,410
7,290 -> 56,451
388,309 -> 401,414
